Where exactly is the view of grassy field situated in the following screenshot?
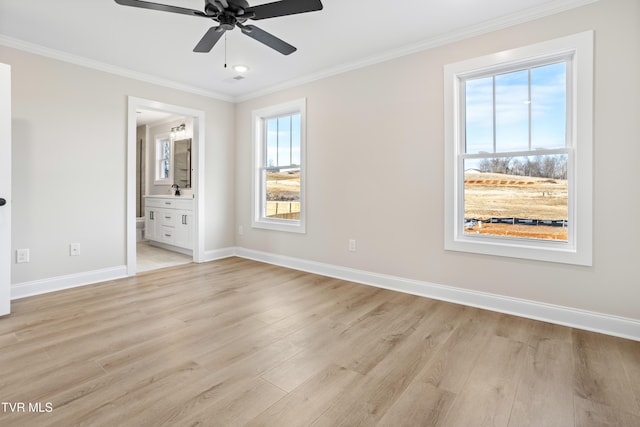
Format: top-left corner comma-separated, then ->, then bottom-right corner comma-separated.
265,171 -> 300,219
464,172 -> 568,240
263,170 -> 567,239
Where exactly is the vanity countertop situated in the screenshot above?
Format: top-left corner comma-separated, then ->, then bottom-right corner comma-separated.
144,194 -> 193,199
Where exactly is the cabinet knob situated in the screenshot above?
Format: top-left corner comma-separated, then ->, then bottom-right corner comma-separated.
0,198 -> 6,206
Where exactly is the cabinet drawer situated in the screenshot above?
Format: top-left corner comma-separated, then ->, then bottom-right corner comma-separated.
160,226 -> 176,244
159,211 -> 176,227
145,197 -> 193,210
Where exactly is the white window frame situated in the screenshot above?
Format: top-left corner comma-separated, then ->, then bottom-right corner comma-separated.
154,134 -> 172,185
251,98 -> 306,233
444,31 -> 593,266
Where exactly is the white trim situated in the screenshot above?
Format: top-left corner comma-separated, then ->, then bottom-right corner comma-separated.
444,31 -> 593,266
9,246 -> 232,299
234,248 -> 640,342
201,247 -> 238,263
11,266 -> 128,300
0,35 -> 234,102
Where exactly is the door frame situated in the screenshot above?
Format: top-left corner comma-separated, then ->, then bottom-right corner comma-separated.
126,97 -> 205,275
0,63 -> 11,315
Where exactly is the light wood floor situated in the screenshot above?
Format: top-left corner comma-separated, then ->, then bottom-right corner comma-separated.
1,258 -> 638,426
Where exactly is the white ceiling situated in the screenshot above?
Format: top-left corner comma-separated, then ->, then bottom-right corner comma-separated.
0,0 -> 596,102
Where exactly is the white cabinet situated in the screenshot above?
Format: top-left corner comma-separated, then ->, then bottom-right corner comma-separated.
144,197 -> 193,250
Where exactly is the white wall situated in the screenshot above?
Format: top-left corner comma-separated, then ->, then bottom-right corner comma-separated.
235,0 -> 640,321
1,45 -> 236,285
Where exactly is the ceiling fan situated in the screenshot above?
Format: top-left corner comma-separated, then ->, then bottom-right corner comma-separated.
114,0 -> 323,55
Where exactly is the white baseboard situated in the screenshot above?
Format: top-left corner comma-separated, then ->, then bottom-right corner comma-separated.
200,247 -> 237,263
9,245 -> 236,301
11,266 -> 128,300
234,248 -> 640,342
9,248 -> 639,342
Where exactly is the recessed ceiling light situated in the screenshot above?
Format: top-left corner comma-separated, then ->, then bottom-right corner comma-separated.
233,65 -> 249,73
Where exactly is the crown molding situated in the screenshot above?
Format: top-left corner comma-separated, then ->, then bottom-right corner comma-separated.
0,35 -> 235,103
235,0 -> 599,102
1,0 -> 599,103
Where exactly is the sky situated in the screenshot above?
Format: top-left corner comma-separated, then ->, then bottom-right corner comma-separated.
266,113 -> 301,169
465,61 -> 567,155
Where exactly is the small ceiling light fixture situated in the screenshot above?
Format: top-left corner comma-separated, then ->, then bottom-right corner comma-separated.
233,65 -> 249,73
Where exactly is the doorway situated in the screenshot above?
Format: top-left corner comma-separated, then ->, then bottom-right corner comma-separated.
126,97 -> 205,276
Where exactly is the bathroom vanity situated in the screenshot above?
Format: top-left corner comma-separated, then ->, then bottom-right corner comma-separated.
144,195 -> 193,253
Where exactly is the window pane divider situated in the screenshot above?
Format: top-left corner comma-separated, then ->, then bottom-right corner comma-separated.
461,147 -> 568,160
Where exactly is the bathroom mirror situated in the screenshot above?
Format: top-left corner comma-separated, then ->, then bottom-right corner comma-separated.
173,138 -> 191,188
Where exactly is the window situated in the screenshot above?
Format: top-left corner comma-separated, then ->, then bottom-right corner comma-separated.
155,136 -> 172,184
252,99 -> 306,233
444,32 -> 593,265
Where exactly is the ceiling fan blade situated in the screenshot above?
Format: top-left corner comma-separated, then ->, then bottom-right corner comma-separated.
245,0 -> 323,20
193,27 -> 226,52
114,0 -> 207,17
240,24 -> 296,55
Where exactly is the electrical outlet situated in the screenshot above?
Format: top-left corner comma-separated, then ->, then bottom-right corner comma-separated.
238,225 -> 244,236
16,249 -> 29,263
70,243 -> 81,256
348,239 -> 357,252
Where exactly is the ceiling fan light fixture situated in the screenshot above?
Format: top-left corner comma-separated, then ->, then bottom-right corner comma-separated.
114,0 -> 324,55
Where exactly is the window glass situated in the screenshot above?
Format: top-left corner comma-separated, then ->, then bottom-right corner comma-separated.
464,154 -> 568,241
266,119 -> 278,168
156,137 -> 171,182
263,113 -> 300,220
462,61 -> 568,242
531,62 -> 566,150
465,76 -> 494,154
495,69 -> 529,152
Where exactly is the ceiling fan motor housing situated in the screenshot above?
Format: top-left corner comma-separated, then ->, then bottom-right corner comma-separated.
205,0 -> 250,15
206,0 -> 253,29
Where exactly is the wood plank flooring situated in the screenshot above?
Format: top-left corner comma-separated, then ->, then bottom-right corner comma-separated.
0,257 -> 638,426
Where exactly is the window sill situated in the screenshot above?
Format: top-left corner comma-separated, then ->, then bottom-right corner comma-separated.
445,233 -> 591,266
252,218 -> 305,234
